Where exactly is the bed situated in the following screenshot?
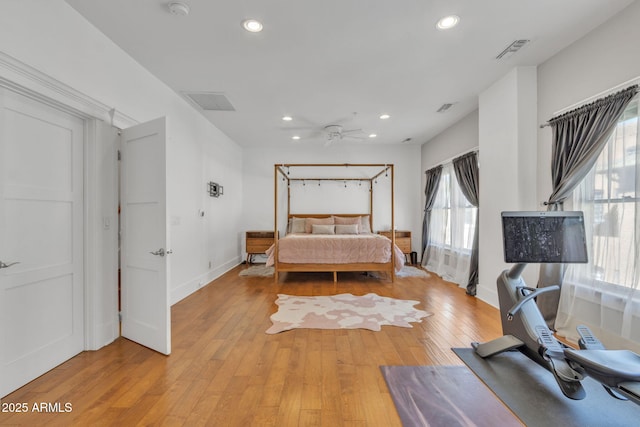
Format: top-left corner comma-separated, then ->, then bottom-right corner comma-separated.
266,214 -> 405,282
269,164 -> 403,282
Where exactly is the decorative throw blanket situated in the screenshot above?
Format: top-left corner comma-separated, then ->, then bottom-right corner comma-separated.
265,234 -> 405,271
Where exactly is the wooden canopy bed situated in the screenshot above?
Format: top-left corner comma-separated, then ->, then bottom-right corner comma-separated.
267,163 -> 403,282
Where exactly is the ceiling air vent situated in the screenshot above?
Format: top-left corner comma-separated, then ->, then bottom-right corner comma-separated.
183,92 -> 236,111
437,103 -> 454,113
496,39 -> 530,60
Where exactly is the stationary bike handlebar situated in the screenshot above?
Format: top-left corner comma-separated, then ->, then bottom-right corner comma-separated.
507,285 -> 560,320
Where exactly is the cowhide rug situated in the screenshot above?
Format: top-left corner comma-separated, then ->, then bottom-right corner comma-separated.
266,293 -> 431,334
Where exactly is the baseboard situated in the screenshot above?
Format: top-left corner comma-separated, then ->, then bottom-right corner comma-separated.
476,283 -> 499,308
170,256 -> 242,305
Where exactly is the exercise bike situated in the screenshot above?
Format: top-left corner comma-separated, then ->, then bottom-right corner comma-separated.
472,211 -> 640,405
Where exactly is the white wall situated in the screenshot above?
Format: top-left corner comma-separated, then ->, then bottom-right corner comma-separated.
421,110 -> 479,172
0,1 -> 244,342
421,67 -> 538,305
477,67 -> 538,306
243,144 -> 422,253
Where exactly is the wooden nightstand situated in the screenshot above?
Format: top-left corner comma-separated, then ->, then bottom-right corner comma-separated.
378,230 -> 413,263
246,231 -> 275,264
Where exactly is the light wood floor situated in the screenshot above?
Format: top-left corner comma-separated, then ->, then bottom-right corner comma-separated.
1,265 -> 503,426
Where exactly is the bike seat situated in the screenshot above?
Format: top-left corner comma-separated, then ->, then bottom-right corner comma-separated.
564,349 -> 640,387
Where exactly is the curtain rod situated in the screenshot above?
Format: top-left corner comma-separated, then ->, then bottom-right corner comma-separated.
424,147 -> 478,172
539,76 -> 640,128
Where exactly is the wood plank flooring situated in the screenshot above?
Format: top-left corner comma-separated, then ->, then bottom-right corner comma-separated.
0,266 -> 503,426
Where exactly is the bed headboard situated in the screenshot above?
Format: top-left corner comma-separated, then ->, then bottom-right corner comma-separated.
274,164 -> 395,241
287,213 -> 372,230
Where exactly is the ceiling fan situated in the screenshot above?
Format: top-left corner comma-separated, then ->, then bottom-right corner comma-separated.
322,124 -> 365,146
281,113 -> 366,145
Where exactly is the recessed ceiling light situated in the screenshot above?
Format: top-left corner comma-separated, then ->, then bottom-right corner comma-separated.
292,136 -> 301,140
242,19 -> 263,33
436,15 -> 459,30
282,116 -> 293,121
369,134 -> 377,138
379,114 -> 390,120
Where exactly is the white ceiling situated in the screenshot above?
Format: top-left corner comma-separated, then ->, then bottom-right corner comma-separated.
66,0 -> 634,148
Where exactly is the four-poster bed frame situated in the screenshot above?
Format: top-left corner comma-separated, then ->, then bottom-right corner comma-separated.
272,163 -> 397,282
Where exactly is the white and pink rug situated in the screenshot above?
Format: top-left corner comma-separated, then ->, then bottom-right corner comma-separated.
266,293 -> 431,334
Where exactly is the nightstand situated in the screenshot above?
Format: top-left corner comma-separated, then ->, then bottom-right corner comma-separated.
246,230 -> 275,264
378,230 -> 414,264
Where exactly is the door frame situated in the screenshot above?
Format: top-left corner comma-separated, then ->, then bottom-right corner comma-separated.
0,52 -> 138,352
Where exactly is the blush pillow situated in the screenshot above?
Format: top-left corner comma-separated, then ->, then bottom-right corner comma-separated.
305,217 -> 334,233
333,215 -> 361,225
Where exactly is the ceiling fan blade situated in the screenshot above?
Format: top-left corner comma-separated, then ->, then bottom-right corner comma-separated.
279,125 -> 316,131
305,130 -> 324,139
342,128 -> 363,135
327,112 -> 359,125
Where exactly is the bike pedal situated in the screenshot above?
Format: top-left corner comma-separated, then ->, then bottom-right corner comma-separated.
576,325 -> 605,350
535,325 -> 564,358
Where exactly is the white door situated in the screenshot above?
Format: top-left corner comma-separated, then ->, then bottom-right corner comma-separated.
120,117 -> 170,355
0,88 -> 84,398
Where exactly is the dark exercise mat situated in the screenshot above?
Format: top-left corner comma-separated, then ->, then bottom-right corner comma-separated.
453,347 -> 640,427
381,365 -> 522,427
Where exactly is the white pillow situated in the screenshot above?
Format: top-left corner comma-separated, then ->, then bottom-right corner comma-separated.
312,224 -> 335,234
359,216 -> 372,234
289,217 -> 306,233
335,224 -> 359,234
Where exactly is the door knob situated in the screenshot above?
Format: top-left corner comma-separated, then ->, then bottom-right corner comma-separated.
0,261 -> 19,269
149,248 -> 165,257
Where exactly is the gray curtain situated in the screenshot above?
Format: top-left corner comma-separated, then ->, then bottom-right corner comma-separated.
453,151 -> 479,296
421,165 -> 443,262
538,85 -> 639,328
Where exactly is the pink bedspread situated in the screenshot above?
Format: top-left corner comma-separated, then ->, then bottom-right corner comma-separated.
266,234 -> 405,271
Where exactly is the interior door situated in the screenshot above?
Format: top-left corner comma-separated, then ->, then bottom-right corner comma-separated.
120,117 -> 170,355
0,88 -> 84,397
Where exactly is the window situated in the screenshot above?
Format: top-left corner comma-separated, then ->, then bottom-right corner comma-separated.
429,164 -> 476,251
571,99 -> 639,290
424,163 -> 477,287
557,96 -> 640,351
